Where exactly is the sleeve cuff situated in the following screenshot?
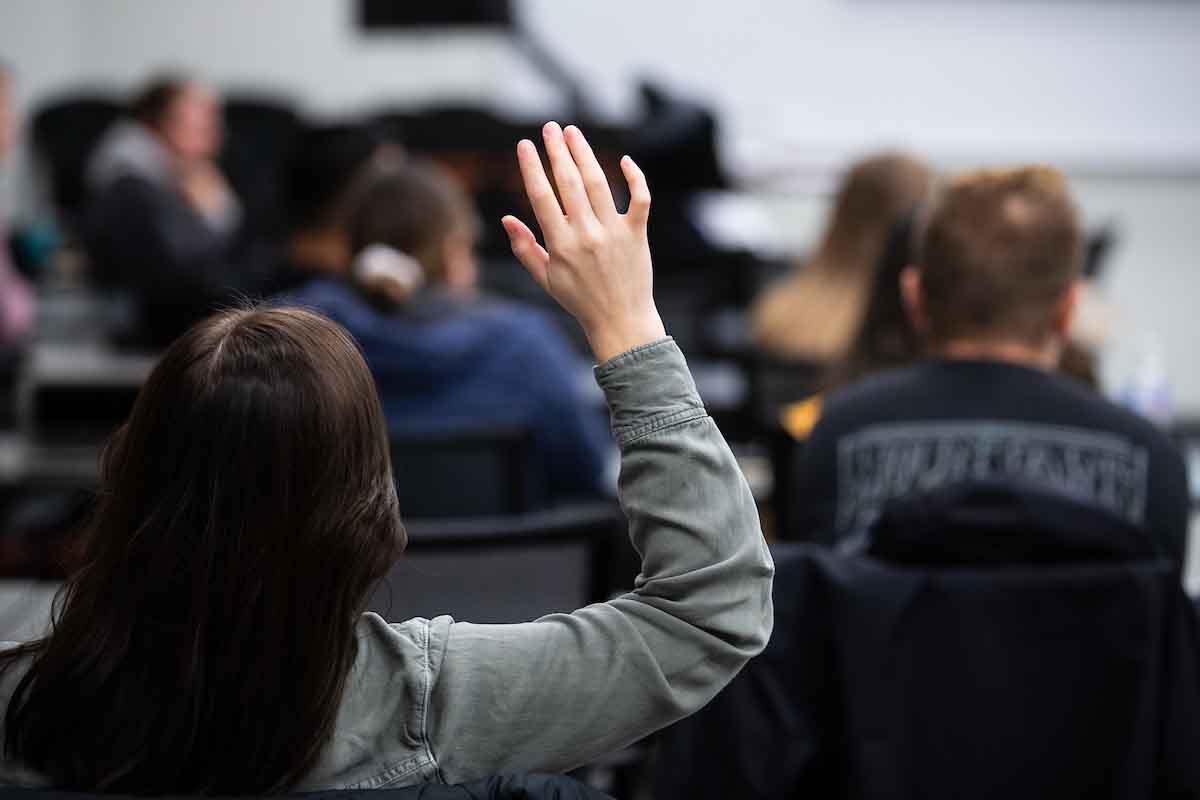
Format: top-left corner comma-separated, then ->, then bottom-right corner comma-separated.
594,337 -> 708,447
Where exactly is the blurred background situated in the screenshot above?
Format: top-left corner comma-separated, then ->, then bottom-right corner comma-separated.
0,0 -> 1197,635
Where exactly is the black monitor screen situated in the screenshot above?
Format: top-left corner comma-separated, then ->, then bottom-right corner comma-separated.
359,0 -> 513,29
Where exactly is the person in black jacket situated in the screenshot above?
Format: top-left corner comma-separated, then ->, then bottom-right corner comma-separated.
84,74 -> 244,346
786,166 -> 1190,564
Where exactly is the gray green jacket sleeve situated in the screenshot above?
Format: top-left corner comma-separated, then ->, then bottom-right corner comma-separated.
423,338 -> 775,783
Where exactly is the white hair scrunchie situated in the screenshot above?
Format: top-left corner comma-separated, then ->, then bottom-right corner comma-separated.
352,244 -> 425,295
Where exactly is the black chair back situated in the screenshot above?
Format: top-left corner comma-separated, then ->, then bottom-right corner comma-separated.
656,520 -> 1200,799
29,96 -> 124,228
743,354 -> 824,429
367,503 -> 627,625
219,95 -> 303,238
389,426 -> 541,518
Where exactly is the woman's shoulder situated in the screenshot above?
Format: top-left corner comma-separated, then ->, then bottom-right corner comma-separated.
751,270 -> 866,361
445,295 -> 577,361
330,616 -> 455,760
353,613 -> 456,676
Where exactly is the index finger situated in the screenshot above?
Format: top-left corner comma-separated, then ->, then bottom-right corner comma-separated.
516,138 -> 568,242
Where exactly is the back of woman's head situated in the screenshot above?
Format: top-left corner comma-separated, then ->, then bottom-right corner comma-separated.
0,307 -> 405,795
751,152 -> 931,362
819,152 -> 931,276
348,160 -> 480,295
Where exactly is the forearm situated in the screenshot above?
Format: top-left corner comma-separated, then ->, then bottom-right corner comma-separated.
428,338 -> 774,781
600,337 -> 775,683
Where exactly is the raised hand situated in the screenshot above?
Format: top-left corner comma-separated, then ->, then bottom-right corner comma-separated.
502,122 -> 665,363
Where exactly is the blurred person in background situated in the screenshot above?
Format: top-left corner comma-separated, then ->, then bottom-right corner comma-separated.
264,123 -> 402,297
280,159 -> 613,503
786,167 -> 1188,561
84,74 -> 244,346
778,214 -> 923,441
779,213 -> 1103,442
0,63 -> 36,349
750,152 -> 931,364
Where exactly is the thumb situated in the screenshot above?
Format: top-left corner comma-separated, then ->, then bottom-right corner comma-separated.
502,216 -> 551,290
620,156 -> 651,228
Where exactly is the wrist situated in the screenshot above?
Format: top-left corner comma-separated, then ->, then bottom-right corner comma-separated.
586,310 -> 667,363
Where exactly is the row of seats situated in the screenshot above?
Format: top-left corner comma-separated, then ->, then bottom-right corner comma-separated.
28,94 -> 631,248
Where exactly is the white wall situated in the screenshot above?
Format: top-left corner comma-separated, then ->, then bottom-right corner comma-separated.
521,0 -> 1200,179
1076,176 -> 1200,414
2,0 -> 1200,410
71,0 -> 512,113
4,0 -> 1196,172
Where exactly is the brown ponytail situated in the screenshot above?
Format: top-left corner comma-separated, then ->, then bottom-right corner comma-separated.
347,160 -> 479,306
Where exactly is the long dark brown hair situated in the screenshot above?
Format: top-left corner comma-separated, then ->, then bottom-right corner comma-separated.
0,307 -> 406,795
824,214 -> 924,391
751,152 -> 931,361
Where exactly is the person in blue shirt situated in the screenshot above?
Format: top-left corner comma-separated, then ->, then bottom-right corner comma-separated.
279,160 -> 612,503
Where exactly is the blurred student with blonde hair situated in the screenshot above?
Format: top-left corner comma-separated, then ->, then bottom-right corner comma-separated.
751,152 -> 931,363
785,166 -> 1188,560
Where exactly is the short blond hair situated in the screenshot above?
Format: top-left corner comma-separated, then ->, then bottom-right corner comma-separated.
917,166 -> 1081,345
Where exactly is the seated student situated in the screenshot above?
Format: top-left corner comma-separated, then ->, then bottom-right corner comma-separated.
781,216 -> 1102,442
280,159 -> 613,503
789,166 -> 1190,562
0,63 -> 35,349
84,75 -> 244,346
0,123 -> 774,794
750,153 -> 931,364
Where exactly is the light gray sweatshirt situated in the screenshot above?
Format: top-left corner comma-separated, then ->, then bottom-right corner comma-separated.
0,337 -> 775,790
